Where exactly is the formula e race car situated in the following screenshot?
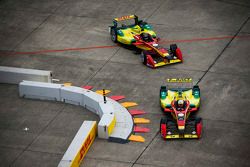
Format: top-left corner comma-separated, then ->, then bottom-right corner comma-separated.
109,15 -> 156,45
133,33 -> 183,68
159,78 -> 202,139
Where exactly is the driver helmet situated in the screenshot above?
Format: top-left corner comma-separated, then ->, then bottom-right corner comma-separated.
141,33 -> 150,41
177,100 -> 184,108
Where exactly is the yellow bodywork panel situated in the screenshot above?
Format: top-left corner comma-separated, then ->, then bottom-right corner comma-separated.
117,30 -> 135,45
161,89 -> 200,108
154,59 -> 182,67
64,82 -> 72,86
129,135 -> 145,142
184,134 -> 199,138
121,102 -> 138,108
165,134 -> 198,139
133,118 -> 150,124
167,78 -> 192,83
143,29 -> 156,37
161,90 -> 177,107
114,15 -> 136,21
117,25 -> 156,45
95,90 -> 111,95
166,135 -> 181,139
136,45 -> 152,50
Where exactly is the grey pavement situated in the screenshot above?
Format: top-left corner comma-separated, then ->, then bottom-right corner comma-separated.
0,0 -> 250,167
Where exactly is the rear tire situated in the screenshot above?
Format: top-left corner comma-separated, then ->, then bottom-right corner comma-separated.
111,29 -> 117,42
195,117 -> 202,124
138,21 -> 147,28
170,44 -> 177,54
170,44 -> 183,61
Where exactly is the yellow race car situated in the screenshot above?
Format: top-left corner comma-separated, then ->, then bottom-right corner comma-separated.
109,15 -> 183,68
160,78 -> 202,139
109,15 -> 156,45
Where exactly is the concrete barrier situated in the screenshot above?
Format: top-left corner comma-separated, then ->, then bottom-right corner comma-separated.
58,121 -> 97,167
0,66 -> 52,84
19,81 -> 133,142
19,81 -> 61,101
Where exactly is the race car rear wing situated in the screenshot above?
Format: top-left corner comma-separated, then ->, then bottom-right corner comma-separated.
114,15 -> 138,22
167,78 -> 192,83
166,78 -> 193,89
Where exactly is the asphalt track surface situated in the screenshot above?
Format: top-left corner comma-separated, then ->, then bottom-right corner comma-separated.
0,0 -> 250,167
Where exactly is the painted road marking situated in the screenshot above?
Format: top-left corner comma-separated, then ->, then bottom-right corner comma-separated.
1,35 -> 249,56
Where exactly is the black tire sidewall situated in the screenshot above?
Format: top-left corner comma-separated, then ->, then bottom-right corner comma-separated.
170,44 -> 177,56
141,51 -> 147,65
111,29 -> 117,42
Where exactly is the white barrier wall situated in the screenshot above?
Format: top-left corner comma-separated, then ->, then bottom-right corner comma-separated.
19,81 -> 127,140
0,66 -> 52,84
58,121 -> 97,167
61,86 -> 86,106
83,90 -> 104,116
19,81 -> 61,101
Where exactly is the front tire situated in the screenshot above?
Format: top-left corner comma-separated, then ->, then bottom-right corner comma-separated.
111,29 -> 117,42
141,51 -> 147,65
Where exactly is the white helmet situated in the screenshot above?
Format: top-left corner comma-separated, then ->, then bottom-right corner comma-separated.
178,100 -> 184,105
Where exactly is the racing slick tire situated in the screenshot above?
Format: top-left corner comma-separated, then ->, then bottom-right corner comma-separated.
160,118 -> 167,138
111,28 -> 117,42
192,85 -> 200,97
170,44 -> 183,61
141,51 -> 147,65
160,86 -> 167,112
170,44 -> 177,53
160,86 -> 167,97
138,21 -> 148,28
